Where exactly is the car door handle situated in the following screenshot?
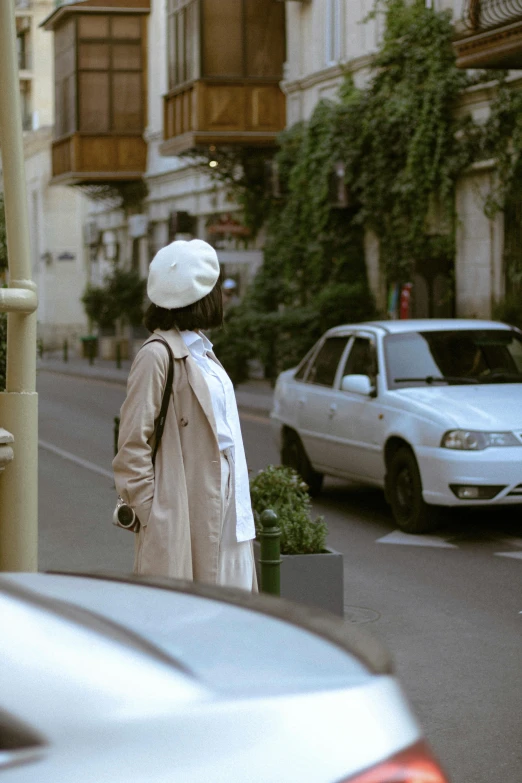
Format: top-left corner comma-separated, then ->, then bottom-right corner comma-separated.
328,403 -> 337,418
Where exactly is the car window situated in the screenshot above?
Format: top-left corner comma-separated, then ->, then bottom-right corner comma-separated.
306,337 -> 349,387
384,329 -> 522,389
294,344 -> 319,381
341,337 -> 378,379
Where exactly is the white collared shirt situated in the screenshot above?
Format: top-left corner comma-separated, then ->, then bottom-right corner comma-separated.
181,330 -> 235,451
180,330 -> 255,542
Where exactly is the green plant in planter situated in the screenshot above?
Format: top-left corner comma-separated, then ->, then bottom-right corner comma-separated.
249,465 -> 327,555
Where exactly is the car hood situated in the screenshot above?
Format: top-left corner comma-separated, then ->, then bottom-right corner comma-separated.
392,384 -> 522,430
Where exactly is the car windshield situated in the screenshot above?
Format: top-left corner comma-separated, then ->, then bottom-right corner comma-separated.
384,329 -> 522,389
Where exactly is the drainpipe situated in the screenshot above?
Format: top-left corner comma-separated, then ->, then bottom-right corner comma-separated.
0,0 -> 38,571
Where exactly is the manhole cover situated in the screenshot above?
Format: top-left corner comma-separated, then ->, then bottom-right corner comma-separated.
344,606 -> 380,624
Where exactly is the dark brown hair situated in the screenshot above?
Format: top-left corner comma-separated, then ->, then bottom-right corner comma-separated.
143,277 -> 224,333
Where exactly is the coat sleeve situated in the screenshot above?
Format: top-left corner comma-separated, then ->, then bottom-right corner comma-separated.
112,342 -> 169,527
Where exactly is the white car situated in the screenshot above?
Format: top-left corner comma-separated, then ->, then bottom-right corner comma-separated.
271,319 -> 522,533
0,572 -> 448,783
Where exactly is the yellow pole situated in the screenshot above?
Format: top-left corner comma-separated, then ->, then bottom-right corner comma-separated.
0,0 -> 38,571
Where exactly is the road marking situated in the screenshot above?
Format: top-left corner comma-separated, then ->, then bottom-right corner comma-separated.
377,530 -> 458,548
39,440 -> 113,481
495,552 -> 522,560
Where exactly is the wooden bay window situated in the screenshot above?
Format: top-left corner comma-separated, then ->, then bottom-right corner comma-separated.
43,1 -> 149,184
162,0 -> 286,155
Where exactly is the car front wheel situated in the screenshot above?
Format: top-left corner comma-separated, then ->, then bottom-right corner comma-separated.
281,429 -> 324,497
387,447 -> 438,533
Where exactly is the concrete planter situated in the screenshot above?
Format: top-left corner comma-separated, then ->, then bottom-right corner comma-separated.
253,541 -> 344,616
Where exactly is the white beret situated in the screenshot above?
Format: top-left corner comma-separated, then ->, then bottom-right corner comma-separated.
147,239 -> 220,309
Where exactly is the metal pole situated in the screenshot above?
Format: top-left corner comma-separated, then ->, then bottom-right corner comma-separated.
259,510 -> 281,596
0,0 -> 39,571
115,341 -> 121,369
63,338 -> 68,363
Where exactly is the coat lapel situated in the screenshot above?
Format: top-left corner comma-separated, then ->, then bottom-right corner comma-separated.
153,328 -> 218,442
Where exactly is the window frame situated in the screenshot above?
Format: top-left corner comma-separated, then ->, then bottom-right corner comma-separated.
325,0 -> 342,66
304,334 -> 352,388
167,0 -> 285,90
167,0 -> 199,91
293,341 -> 322,383
339,331 -> 379,388
76,14 -> 144,135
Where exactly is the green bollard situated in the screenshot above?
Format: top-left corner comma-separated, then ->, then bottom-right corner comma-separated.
63,338 -> 68,363
259,509 -> 281,596
115,341 -> 121,369
114,416 -> 120,457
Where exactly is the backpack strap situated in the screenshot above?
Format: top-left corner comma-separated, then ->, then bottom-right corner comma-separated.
141,337 -> 175,466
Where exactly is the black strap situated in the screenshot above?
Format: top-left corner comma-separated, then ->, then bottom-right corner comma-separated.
141,338 -> 175,466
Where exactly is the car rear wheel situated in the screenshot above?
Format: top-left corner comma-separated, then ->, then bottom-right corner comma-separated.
387,447 -> 438,533
281,429 -> 324,496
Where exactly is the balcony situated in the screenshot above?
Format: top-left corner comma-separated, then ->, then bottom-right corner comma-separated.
161,79 -> 286,156
454,0 -> 522,68
42,0 -> 149,185
51,133 -> 146,184
161,0 -> 286,156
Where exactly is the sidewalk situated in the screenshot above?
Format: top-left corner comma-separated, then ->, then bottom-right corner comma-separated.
37,352 -> 274,416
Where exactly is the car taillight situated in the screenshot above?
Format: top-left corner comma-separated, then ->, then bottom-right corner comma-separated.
337,741 -> 450,783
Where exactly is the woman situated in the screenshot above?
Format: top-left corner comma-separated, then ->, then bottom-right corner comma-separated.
113,239 -> 257,591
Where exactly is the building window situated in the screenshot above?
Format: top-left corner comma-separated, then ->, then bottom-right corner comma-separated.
54,14 -> 144,138
20,81 -> 32,130
325,0 -> 342,65
17,31 -> 31,70
167,0 -> 285,89
77,15 -> 143,133
167,0 -> 199,90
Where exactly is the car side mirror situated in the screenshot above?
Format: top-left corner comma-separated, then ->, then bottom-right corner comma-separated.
341,374 -> 375,396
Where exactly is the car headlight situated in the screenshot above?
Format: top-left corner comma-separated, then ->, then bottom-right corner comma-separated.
441,430 -> 521,450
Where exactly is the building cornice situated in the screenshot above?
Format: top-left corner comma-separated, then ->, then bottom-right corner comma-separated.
282,53 -> 375,95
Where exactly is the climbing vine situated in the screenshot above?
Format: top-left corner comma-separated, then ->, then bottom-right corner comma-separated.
204,0 -> 522,376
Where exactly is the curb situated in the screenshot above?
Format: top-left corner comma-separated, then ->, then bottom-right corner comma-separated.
38,364 -> 274,416
38,365 -> 128,387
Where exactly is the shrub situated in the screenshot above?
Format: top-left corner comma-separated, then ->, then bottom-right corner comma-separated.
82,267 -> 146,331
210,304 -> 255,387
493,295 -> 522,330
81,285 -> 116,331
249,464 -> 327,555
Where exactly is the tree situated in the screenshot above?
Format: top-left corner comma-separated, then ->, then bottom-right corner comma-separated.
81,266 -> 147,332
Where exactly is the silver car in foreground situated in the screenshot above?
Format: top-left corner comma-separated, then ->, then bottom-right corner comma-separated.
1,572 -> 448,782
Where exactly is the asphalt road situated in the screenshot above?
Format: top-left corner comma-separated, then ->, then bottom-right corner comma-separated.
37,370 -> 522,783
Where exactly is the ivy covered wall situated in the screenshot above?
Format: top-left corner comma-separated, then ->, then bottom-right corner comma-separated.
207,0 -> 522,379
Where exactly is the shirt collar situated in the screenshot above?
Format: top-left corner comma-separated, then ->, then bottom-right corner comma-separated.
181,330 -> 213,357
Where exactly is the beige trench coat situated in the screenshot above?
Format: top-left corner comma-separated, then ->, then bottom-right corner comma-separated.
112,329 -> 227,582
